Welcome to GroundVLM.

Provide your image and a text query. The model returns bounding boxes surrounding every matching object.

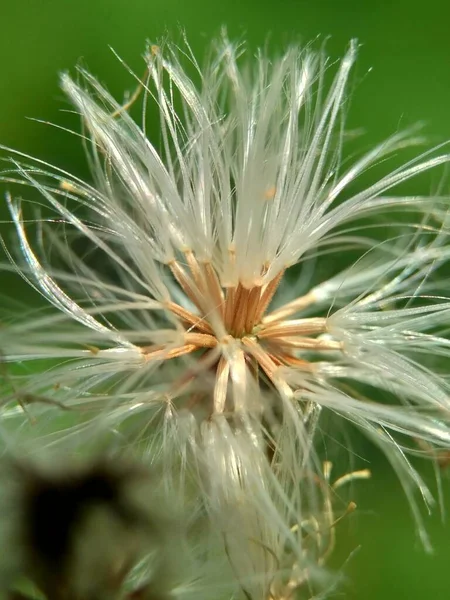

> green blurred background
[1,0,450,598]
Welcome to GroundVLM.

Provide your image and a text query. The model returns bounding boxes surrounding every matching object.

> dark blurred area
[1,0,450,597]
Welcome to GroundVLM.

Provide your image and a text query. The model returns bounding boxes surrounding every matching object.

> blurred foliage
[1,0,450,598]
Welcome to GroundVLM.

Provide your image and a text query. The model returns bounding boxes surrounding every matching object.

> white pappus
[1,34,450,599]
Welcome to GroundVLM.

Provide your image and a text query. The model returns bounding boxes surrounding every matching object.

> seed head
[2,34,450,597]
